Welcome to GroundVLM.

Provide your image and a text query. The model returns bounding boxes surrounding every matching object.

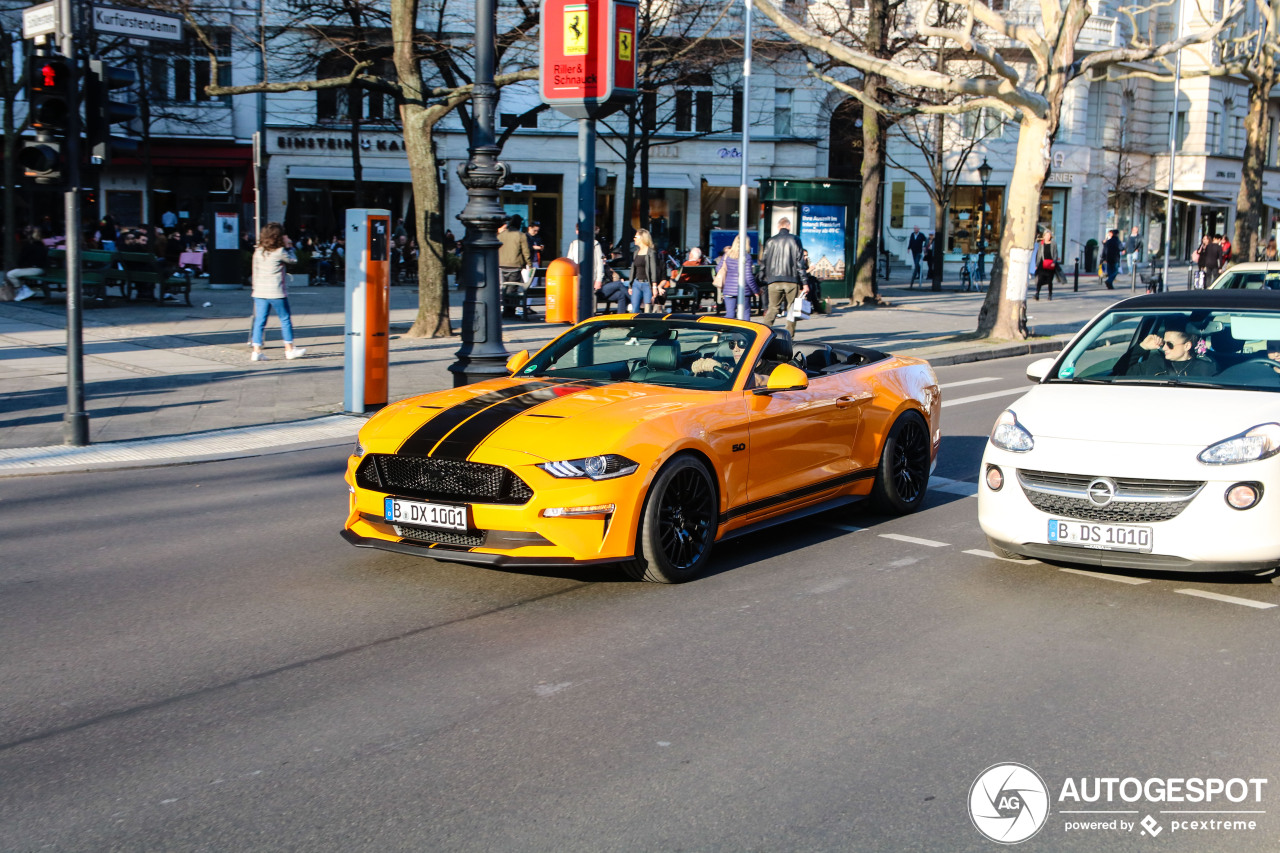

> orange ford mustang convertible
[342,315,941,582]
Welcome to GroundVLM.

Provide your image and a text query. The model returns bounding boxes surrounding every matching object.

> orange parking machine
[343,209,391,413]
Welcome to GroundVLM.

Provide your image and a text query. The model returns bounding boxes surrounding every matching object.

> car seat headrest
[645,339,681,371]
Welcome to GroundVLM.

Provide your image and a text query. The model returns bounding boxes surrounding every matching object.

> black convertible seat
[645,339,680,370]
[761,332,793,364]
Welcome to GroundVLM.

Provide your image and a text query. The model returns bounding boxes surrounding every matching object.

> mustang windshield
[520,320,761,390]
[1051,308,1280,391]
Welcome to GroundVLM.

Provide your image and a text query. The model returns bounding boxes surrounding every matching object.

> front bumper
[343,447,652,565]
[978,438,1280,574]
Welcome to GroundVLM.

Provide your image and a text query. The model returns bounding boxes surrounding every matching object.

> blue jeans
[252,296,295,346]
[723,294,751,320]
[629,281,653,312]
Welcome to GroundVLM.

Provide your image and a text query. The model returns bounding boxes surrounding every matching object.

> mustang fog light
[985,465,1004,491]
[542,503,616,518]
[1225,482,1263,510]
[990,410,1034,453]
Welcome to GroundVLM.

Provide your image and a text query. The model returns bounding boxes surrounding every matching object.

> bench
[30,250,118,302]
[1138,265,1164,293]
[116,251,192,305]
[502,267,545,321]
[662,265,717,313]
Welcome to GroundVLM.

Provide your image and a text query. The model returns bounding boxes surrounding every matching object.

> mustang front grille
[357,454,533,505]
[1017,469,1204,523]
[394,524,487,547]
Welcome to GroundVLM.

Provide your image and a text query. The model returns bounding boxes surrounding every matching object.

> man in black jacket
[760,217,807,336]
[907,226,927,286]
[1102,229,1122,290]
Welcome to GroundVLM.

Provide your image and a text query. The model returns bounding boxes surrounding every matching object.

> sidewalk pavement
[0,273,1141,476]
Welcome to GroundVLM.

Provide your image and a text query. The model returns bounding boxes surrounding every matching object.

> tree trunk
[1233,68,1274,263]
[977,115,1054,339]
[852,76,883,305]
[932,196,946,291]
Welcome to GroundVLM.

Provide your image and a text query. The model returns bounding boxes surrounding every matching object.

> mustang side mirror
[1025,357,1056,383]
[506,350,530,374]
[755,363,809,394]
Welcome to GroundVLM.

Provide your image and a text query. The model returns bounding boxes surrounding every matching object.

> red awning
[116,142,251,169]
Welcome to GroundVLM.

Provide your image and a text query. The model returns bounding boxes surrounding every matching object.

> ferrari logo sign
[617,28,632,61]
[564,6,589,55]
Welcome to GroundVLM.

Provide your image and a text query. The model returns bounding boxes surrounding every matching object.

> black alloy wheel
[870,411,931,514]
[624,456,717,583]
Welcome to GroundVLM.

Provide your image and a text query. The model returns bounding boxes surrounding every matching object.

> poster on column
[798,204,846,280]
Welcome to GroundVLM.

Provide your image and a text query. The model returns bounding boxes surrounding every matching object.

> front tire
[869,411,931,514]
[622,456,718,583]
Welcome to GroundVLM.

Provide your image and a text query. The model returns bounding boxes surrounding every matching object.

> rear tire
[985,536,1029,561]
[869,411,931,514]
[622,456,718,583]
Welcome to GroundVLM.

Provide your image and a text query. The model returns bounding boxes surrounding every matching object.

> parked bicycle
[959,253,985,292]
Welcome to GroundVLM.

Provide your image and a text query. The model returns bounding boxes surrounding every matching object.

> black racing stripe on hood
[396,381,554,457]
[430,381,608,461]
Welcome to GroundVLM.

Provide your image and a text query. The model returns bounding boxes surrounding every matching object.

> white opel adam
[979,291,1280,580]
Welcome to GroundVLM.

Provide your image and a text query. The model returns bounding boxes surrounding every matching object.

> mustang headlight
[538,454,639,480]
[990,410,1034,453]
[1198,423,1280,465]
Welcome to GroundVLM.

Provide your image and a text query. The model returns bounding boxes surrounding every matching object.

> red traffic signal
[27,55,71,130]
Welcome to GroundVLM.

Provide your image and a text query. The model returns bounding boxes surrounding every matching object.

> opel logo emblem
[1086,477,1117,506]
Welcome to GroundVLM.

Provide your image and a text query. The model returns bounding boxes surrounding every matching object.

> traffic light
[85,59,138,166]
[27,54,70,131]
[20,53,71,184]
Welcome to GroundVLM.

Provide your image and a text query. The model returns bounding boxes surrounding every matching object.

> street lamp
[449,0,510,386]
[977,157,992,283]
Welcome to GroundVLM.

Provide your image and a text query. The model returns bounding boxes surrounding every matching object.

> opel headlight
[1198,423,1280,465]
[538,454,639,480]
[990,410,1034,453]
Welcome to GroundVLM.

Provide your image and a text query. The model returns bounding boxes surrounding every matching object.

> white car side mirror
[1026,357,1056,383]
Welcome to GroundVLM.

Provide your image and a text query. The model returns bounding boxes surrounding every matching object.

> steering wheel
[1236,357,1280,370]
[792,351,808,370]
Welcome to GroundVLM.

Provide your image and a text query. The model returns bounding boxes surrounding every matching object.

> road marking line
[941,377,1000,389]
[1174,589,1277,609]
[828,524,865,533]
[879,533,949,548]
[963,549,1035,564]
[1059,568,1150,585]
[941,387,1027,408]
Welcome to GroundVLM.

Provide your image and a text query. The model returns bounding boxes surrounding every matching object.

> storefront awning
[633,172,694,189]
[114,142,251,169]
[287,165,413,183]
[702,174,758,188]
[1170,191,1233,207]
[1263,195,1280,211]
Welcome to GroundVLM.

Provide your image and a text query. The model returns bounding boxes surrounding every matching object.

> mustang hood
[1010,384,1280,446]
[368,377,716,461]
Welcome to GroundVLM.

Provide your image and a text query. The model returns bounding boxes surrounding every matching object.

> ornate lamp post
[448,0,510,387]
[977,157,992,283]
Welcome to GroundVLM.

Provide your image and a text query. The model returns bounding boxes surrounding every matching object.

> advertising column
[344,209,391,413]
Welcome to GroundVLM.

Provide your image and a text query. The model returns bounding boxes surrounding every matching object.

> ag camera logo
[969,763,1050,844]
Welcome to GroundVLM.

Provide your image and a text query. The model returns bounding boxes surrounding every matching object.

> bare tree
[1,17,27,269]
[756,0,1239,339]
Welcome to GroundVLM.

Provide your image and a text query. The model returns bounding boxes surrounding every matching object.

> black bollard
[1073,258,1079,292]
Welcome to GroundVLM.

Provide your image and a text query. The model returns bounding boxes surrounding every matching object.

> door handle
[835,392,873,409]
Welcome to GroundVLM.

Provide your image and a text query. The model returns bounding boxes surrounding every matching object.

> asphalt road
[4,354,1280,852]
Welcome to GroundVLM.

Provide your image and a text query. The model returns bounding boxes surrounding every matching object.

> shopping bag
[520,267,534,284]
[787,296,812,321]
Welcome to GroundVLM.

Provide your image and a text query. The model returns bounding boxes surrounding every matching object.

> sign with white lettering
[92,5,183,42]
[540,0,636,119]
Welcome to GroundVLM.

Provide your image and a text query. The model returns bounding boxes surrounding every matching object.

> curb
[922,337,1071,367]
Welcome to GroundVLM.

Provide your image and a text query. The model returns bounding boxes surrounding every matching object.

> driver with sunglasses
[1130,326,1217,377]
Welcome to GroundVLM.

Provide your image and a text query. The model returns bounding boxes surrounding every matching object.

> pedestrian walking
[249,222,306,362]
[497,215,533,317]
[629,228,662,313]
[1032,230,1065,301]
[1194,234,1222,288]
[716,235,758,319]
[1124,225,1142,275]
[908,226,926,286]
[3,227,48,302]
[760,217,807,336]
[924,233,937,282]
[1102,229,1122,289]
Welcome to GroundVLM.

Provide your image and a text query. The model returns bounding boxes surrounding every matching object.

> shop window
[731,89,743,133]
[946,185,1004,256]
